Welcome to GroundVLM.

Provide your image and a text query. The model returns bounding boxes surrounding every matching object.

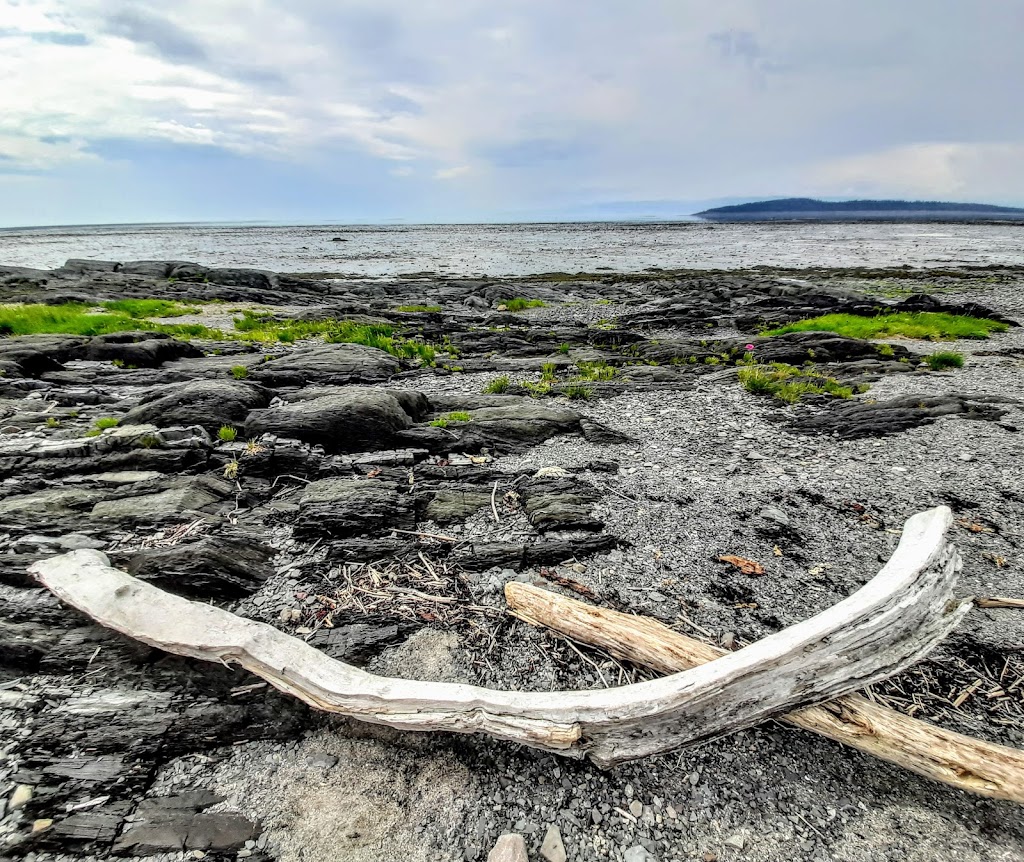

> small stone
[688,771,700,787]
[623,846,657,862]
[629,800,643,818]
[958,452,974,462]
[539,824,566,862]
[721,631,737,650]
[487,833,528,862]
[32,819,53,833]
[591,808,602,825]
[724,834,745,850]
[759,506,789,526]
[10,784,32,810]
[703,853,718,862]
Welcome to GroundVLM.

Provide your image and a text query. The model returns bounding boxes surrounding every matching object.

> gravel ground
[136,283,1024,862]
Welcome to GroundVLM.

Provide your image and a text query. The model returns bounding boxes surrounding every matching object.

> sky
[1,0,1023,226]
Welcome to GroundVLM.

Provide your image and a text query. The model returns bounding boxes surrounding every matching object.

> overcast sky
[1,0,1022,226]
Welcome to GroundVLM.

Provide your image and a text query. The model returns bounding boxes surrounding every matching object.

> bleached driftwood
[31,507,968,767]
[506,584,1024,804]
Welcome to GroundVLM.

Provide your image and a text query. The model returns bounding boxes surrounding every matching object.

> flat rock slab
[792,393,1016,438]
[246,387,427,453]
[294,477,415,537]
[121,380,270,434]
[247,343,400,387]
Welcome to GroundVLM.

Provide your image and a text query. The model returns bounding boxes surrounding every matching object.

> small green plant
[396,304,442,313]
[877,343,895,357]
[575,360,616,381]
[558,343,570,355]
[95,417,119,430]
[484,375,511,394]
[430,411,472,427]
[218,425,238,442]
[68,410,79,419]
[564,384,592,400]
[111,358,125,368]
[45,416,60,428]
[502,298,546,312]
[926,351,965,370]
[523,380,552,398]
[540,361,558,381]
[230,365,249,379]
[137,434,160,449]
[704,356,720,366]
[738,363,853,404]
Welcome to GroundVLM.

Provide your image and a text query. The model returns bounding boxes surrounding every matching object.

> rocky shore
[1,259,1023,862]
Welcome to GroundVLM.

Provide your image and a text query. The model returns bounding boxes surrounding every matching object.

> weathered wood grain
[31,507,969,767]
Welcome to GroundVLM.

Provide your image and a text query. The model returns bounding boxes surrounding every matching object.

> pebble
[10,784,32,810]
[629,800,643,818]
[487,833,528,862]
[539,824,566,862]
[623,846,657,862]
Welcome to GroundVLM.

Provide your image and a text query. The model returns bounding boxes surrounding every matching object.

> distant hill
[695,198,1024,221]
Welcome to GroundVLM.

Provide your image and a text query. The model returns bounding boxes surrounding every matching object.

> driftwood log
[31,507,968,767]
[506,578,1024,803]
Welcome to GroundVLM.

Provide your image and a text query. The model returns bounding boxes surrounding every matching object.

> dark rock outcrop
[121,380,270,433]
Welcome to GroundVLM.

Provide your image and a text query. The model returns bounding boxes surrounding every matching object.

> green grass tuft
[765,312,1007,341]
[503,298,546,312]
[484,375,511,394]
[218,425,237,442]
[430,411,471,427]
[395,304,441,313]
[575,360,616,381]
[0,302,221,339]
[563,384,592,400]
[540,361,558,381]
[738,363,854,405]
[558,343,570,355]
[230,365,249,379]
[926,351,965,370]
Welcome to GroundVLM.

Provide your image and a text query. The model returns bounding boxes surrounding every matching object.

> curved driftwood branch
[30,507,969,767]
[506,585,1024,803]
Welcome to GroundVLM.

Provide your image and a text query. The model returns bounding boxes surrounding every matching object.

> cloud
[807,143,1024,200]
[2,0,1024,225]
[434,165,471,180]
[103,7,207,62]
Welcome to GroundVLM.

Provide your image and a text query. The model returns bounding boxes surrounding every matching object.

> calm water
[1,221,1022,277]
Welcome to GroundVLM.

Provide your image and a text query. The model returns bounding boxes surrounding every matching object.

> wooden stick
[31,508,968,768]
[505,583,1024,803]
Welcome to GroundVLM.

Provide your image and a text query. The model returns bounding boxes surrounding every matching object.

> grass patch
[430,411,471,427]
[765,312,1008,341]
[230,365,249,379]
[232,312,437,364]
[738,363,853,405]
[218,425,237,442]
[540,361,558,381]
[395,304,441,313]
[484,375,511,394]
[101,299,200,318]
[502,298,546,312]
[558,343,570,355]
[84,417,119,437]
[563,384,592,400]
[45,416,60,428]
[575,360,616,381]
[926,351,965,370]
[0,302,221,339]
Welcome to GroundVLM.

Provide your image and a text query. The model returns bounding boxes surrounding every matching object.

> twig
[490,480,501,523]
[976,596,1024,609]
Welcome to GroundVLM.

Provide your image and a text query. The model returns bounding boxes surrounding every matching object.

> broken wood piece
[975,596,1024,609]
[31,507,968,768]
[506,582,1024,803]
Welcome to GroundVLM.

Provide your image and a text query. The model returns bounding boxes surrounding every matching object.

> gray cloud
[103,8,207,63]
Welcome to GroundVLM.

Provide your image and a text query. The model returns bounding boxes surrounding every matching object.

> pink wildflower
[744,343,755,351]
